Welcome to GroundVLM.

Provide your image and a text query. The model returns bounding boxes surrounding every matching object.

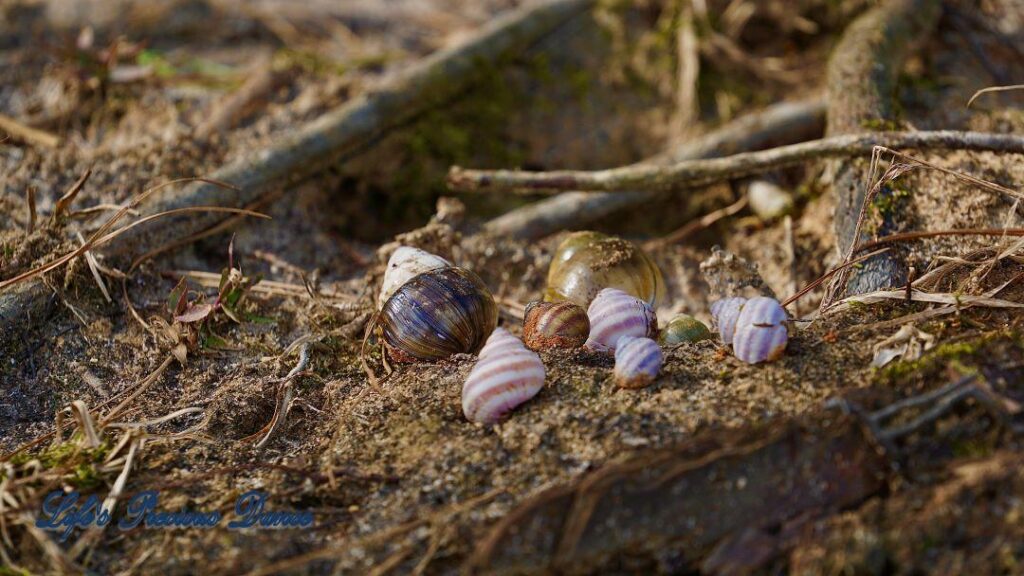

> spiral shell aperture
[613,336,663,389]
[462,328,546,425]
[585,288,658,353]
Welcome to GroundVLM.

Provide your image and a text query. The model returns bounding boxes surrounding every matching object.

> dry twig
[449,131,1024,194]
[482,97,826,239]
[0,113,60,148]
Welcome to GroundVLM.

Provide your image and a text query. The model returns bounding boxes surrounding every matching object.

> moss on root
[875,331,1011,385]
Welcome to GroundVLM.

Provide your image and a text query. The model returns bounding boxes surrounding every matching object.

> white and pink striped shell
[732,296,788,364]
[709,297,747,344]
[462,328,546,425]
[585,288,658,352]
[613,336,663,389]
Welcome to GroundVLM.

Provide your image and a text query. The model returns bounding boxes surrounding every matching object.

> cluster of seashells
[373,232,789,426]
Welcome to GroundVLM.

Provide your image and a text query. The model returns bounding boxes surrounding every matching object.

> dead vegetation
[2,0,1024,574]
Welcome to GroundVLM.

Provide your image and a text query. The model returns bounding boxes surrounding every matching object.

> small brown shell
[522,301,589,351]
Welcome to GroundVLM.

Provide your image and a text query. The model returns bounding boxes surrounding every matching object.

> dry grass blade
[834,289,1024,310]
[780,248,890,309]
[100,354,176,426]
[24,187,36,234]
[51,169,92,226]
[855,227,1024,253]
[0,177,239,291]
[70,400,103,448]
[68,438,140,558]
[644,196,748,250]
[967,84,1024,108]
[168,270,358,301]
[0,113,60,149]
[823,144,1024,307]
[871,146,1024,202]
[91,206,270,248]
[76,231,112,303]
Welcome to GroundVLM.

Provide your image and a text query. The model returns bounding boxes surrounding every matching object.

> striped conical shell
[709,297,747,345]
[613,336,663,389]
[585,288,658,352]
[732,296,788,364]
[462,328,545,425]
[522,301,589,351]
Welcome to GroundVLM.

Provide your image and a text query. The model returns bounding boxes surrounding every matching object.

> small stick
[194,52,278,141]
[448,131,1024,194]
[482,97,826,239]
[856,227,1024,253]
[24,188,36,234]
[253,343,312,449]
[904,266,915,303]
[643,196,747,250]
[0,113,60,149]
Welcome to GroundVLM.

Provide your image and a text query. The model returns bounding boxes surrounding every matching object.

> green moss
[951,437,995,459]
[860,118,902,132]
[381,53,542,224]
[70,463,103,489]
[877,334,998,384]
[871,183,911,217]
[7,438,111,472]
[0,567,32,576]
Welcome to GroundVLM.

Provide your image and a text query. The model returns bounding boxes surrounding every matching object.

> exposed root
[448,131,1024,194]
[482,97,826,239]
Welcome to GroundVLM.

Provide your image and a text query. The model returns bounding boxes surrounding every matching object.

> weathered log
[468,414,888,574]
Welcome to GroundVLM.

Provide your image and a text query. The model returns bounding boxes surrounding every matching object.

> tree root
[482,97,825,239]
[448,131,1024,193]
[469,372,1021,574]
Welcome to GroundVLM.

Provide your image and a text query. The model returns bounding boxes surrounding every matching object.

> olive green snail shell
[544,231,665,308]
[379,267,498,362]
[659,314,712,346]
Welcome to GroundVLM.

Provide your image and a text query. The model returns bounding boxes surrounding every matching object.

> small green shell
[544,231,665,308]
[659,314,712,345]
